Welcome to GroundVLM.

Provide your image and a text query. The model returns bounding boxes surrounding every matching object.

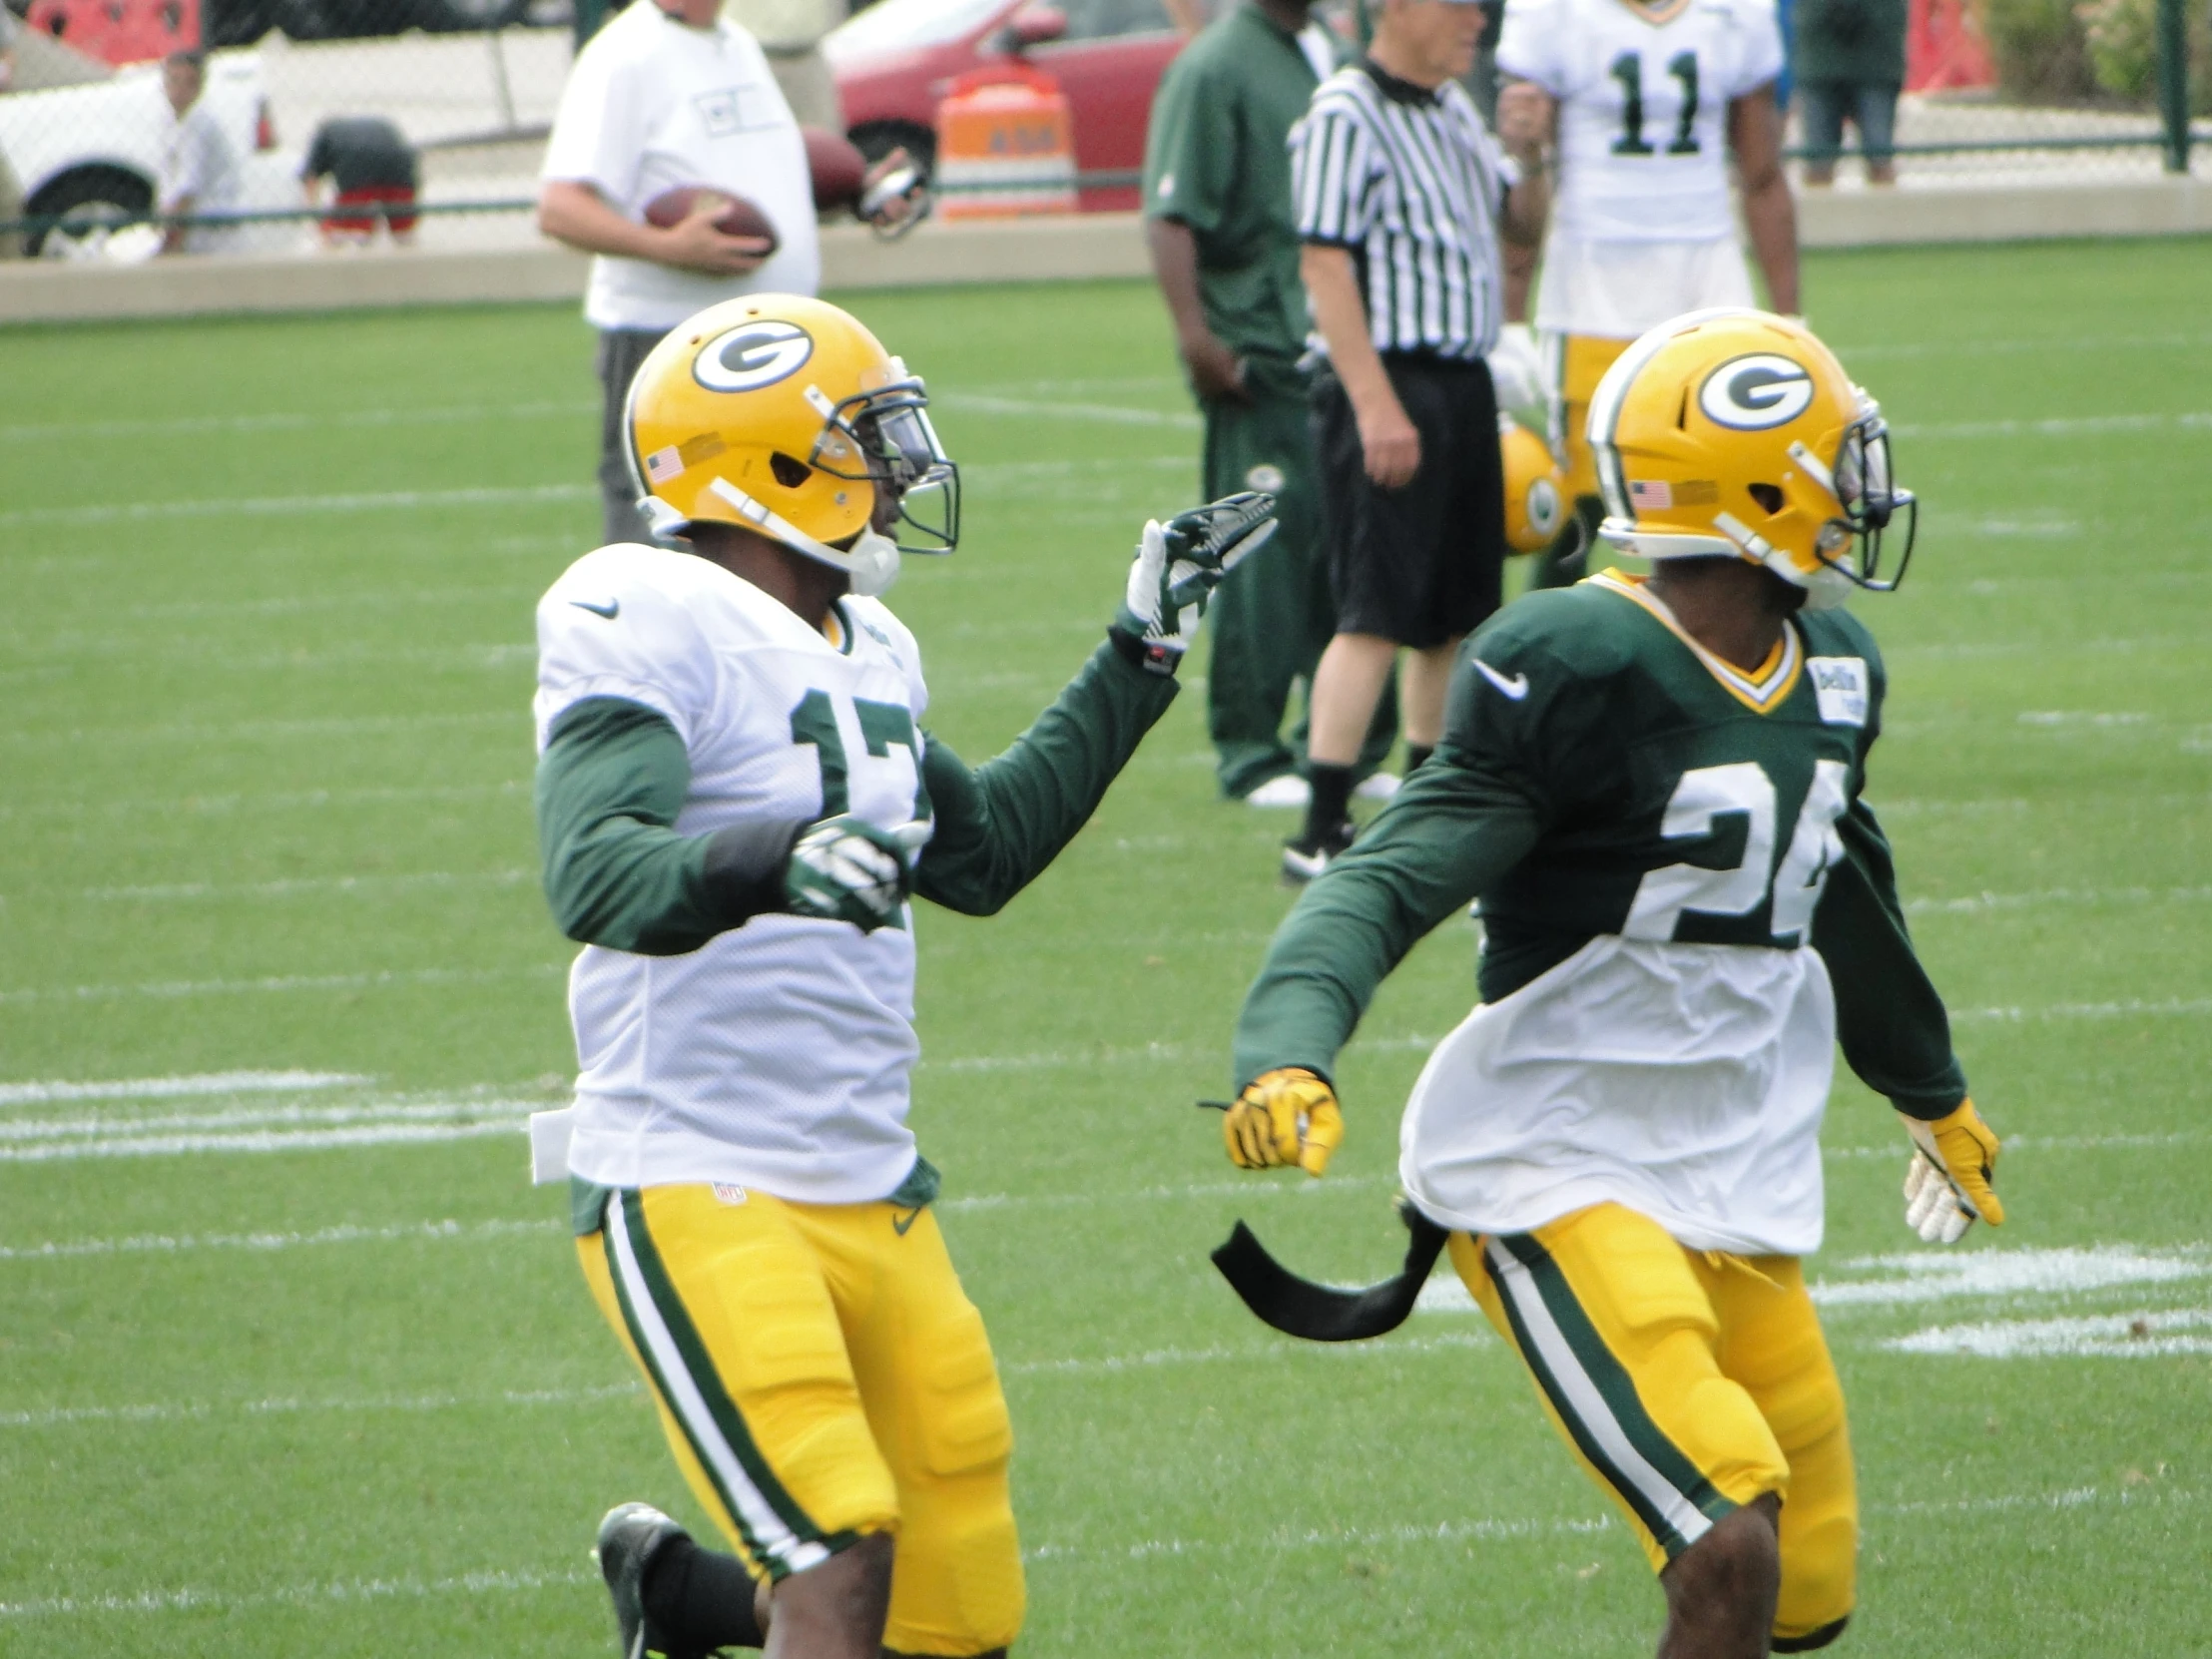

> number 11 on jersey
[1609,50,1701,157]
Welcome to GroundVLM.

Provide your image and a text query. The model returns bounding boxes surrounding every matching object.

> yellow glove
[1901,1098,2005,1243]
[1223,1068,1343,1177]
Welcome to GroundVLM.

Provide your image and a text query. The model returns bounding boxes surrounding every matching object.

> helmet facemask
[1783,401,1917,597]
[805,360,960,558]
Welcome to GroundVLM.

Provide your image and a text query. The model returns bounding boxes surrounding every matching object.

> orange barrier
[933,65,1078,220]
[25,0,199,65]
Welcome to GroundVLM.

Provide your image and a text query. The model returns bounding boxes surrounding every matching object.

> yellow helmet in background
[623,293,958,589]
[1587,308,1916,606]
[1499,414,1565,553]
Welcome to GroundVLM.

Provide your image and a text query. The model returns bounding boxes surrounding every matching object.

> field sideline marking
[0,1216,555,1263]
[5,1478,2193,1619]
[1887,1307,2212,1358]
[0,1381,639,1432]
[0,400,596,443]
[0,964,564,1008]
[0,781,530,825]
[1892,410,2212,440]
[0,1071,366,1107]
[75,869,531,903]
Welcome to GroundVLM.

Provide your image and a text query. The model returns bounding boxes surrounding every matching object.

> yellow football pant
[1451,1204,1857,1647]
[1548,333,1636,503]
[578,1185,1024,1657]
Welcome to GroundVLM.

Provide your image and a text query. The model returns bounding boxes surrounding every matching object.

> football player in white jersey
[1495,0,1798,586]
[531,292,1274,1659]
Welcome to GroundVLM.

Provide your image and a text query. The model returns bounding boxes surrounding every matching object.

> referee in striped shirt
[1282,2,1548,878]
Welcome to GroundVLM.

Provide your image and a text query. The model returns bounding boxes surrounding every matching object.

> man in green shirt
[1143,0,1395,807]
[1218,310,2006,1656]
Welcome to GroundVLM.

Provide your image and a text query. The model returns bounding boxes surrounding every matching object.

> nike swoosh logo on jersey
[571,598,620,620]
[1474,660,1529,700]
[891,1206,922,1236]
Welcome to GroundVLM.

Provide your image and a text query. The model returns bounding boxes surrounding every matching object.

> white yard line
[1905,884,2212,916]
[78,869,531,902]
[0,1120,527,1162]
[1887,1307,2212,1358]
[0,710,521,748]
[0,1382,639,1431]
[0,1071,366,1107]
[0,400,595,443]
[1892,410,2212,439]
[6,1477,2193,1617]
[1836,330,2212,361]
[0,965,563,1007]
[934,391,1201,430]
[0,483,597,530]
[0,782,529,825]
[1809,1245,2209,1308]
[0,1216,555,1263]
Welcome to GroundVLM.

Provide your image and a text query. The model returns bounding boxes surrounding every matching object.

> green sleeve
[1811,797,1969,1120]
[535,697,783,955]
[1142,51,1236,235]
[1231,748,1544,1090]
[912,637,1179,917]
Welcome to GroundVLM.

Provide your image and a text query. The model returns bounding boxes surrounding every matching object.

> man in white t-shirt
[540,0,824,544]
[1495,0,1797,585]
[158,50,244,257]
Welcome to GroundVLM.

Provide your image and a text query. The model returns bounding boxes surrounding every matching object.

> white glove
[1114,491,1278,675]
[1486,322,1554,438]
[1901,1100,2005,1244]
[783,817,930,932]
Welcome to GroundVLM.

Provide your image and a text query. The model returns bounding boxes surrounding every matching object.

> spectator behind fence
[302,117,420,245]
[1142,0,1402,810]
[159,49,244,256]
[722,0,845,128]
[1282,0,1548,880]
[541,0,821,546]
[1794,0,1907,185]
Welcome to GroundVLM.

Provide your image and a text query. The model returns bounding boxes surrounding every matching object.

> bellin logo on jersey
[1809,656,1869,727]
[694,321,815,394]
[1698,354,1817,430]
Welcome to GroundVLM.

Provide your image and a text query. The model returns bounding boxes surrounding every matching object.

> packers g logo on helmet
[1587,308,1916,605]
[623,293,959,590]
[1498,415,1566,553]
[693,320,815,393]
[1697,354,1816,430]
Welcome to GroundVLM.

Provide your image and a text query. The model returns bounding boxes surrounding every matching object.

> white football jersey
[534,543,934,1204]
[1497,0,1784,243]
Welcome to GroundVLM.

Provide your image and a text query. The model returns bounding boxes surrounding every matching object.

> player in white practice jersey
[532,293,1276,1659]
[1496,0,1798,582]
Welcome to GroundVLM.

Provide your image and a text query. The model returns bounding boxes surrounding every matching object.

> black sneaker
[1281,818,1355,883]
[594,1501,686,1659]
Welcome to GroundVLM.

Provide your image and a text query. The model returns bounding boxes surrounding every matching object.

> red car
[827,0,1193,212]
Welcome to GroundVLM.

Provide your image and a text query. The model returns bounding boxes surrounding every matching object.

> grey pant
[595,326,670,545]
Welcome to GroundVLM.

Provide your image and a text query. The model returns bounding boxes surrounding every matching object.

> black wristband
[1107,623,1181,677]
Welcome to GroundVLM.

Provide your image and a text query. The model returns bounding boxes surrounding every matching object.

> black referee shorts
[1313,353,1507,650]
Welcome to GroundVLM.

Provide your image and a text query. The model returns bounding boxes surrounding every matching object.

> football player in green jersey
[1218,308,2003,1656]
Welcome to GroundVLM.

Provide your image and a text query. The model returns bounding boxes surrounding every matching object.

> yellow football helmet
[1499,414,1565,553]
[623,293,957,588]
[1586,308,1915,605]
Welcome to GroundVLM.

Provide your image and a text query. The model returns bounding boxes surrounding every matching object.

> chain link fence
[0,0,2204,259]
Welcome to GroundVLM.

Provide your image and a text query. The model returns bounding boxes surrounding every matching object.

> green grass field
[2,239,2209,1658]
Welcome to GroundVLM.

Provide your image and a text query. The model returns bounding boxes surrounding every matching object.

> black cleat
[594,1501,688,1659]
[1281,818,1355,884]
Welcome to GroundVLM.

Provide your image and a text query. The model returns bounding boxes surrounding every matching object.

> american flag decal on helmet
[1629,480,1673,509]
[644,445,684,485]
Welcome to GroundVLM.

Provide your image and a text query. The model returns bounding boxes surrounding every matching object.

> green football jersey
[1234,573,1967,1119]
